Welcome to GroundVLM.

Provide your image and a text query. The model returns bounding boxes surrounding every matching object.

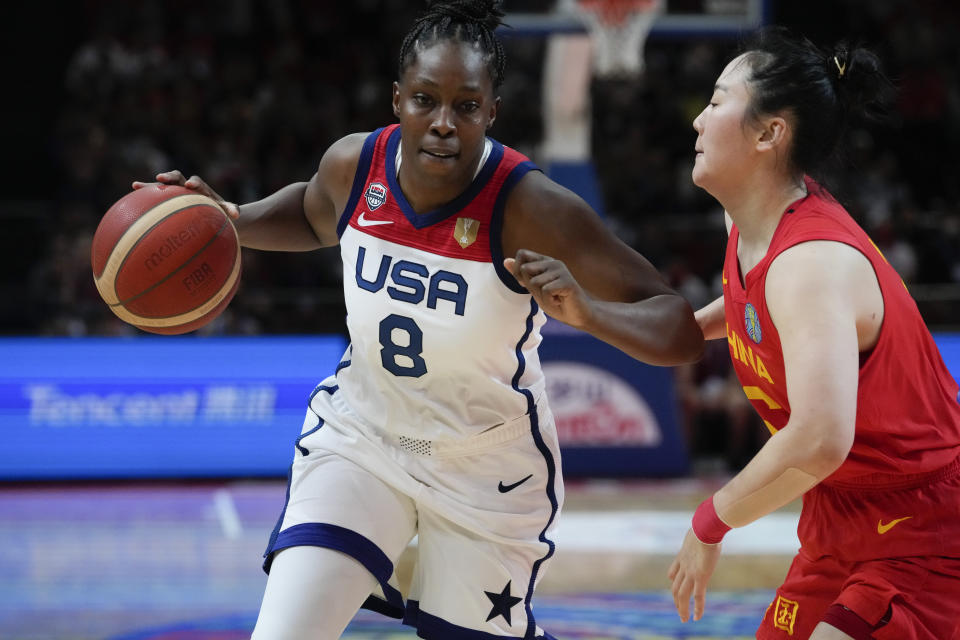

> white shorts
[264,379,565,640]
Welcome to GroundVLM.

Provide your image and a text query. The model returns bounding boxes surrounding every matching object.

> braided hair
[398,0,507,89]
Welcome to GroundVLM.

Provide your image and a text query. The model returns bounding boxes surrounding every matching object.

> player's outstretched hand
[504,249,593,328]
[132,171,239,220]
[667,528,722,623]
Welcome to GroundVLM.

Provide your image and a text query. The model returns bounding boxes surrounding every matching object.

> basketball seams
[108,242,241,328]
[112,212,231,308]
[92,189,212,278]
[93,194,221,305]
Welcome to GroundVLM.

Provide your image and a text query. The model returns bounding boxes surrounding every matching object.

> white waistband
[384,410,534,459]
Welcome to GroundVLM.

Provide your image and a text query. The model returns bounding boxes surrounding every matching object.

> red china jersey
[722,180,960,485]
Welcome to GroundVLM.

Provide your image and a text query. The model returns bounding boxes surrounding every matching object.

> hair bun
[425,0,506,31]
[829,41,895,123]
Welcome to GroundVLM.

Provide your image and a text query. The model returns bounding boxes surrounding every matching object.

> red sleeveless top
[722,181,960,486]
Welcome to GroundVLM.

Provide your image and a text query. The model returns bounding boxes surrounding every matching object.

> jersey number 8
[379,314,427,377]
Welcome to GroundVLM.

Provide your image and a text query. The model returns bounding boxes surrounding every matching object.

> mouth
[421,148,459,160]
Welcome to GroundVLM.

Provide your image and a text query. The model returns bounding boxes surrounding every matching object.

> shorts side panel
[403,401,562,639]
[756,551,847,639]
[838,555,960,640]
[757,550,960,639]
[263,404,418,614]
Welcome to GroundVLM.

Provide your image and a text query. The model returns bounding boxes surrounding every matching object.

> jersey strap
[336,128,387,238]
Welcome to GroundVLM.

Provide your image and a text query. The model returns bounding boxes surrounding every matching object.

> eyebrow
[714,83,728,92]
[412,78,484,93]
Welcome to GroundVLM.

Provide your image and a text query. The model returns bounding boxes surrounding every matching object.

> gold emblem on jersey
[773,595,798,635]
[454,217,480,249]
[877,516,912,534]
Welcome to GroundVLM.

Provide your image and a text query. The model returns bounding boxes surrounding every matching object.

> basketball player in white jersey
[134,2,704,637]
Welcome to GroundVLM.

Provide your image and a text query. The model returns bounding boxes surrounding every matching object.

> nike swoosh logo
[498,474,533,493]
[357,211,394,227]
[877,516,912,534]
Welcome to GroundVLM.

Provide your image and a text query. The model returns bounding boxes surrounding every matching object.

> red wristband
[692,495,731,544]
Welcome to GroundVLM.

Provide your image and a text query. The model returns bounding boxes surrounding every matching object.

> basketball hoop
[568,0,664,79]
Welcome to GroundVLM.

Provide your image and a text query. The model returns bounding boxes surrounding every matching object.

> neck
[397,142,488,214]
[720,172,807,249]
[399,171,469,213]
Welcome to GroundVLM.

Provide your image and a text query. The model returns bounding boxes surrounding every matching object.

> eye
[413,94,433,106]
[460,101,480,113]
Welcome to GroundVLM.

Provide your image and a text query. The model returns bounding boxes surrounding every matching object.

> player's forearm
[712,422,848,528]
[695,296,726,341]
[236,182,324,251]
[580,294,705,366]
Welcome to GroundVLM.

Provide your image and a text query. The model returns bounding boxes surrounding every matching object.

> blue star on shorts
[484,580,523,625]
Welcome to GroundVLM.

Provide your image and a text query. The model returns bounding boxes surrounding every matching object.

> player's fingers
[527,271,564,290]
[667,558,679,581]
[222,201,240,220]
[156,170,186,184]
[670,568,684,611]
[540,278,573,296]
[503,258,527,288]
[185,174,207,190]
[677,576,693,622]
[505,257,529,282]
[693,580,706,621]
[513,248,549,265]
[517,259,552,281]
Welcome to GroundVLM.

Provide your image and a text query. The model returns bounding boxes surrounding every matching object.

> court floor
[0,479,799,639]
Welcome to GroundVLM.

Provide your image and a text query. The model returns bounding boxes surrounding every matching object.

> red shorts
[757,458,960,639]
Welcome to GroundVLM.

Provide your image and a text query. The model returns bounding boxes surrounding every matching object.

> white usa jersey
[324,125,546,442]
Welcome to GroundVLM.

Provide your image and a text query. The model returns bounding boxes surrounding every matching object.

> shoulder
[319,132,370,174]
[304,132,373,239]
[506,170,594,223]
[313,132,373,202]
[501,170,604,256]
[769,241,871,289]
[765,240,875,329]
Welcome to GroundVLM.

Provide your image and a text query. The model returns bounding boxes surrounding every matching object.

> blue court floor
[0,481,778,639]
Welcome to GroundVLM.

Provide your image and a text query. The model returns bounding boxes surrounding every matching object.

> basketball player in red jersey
[134,2,703,638]
[667,28,960,639]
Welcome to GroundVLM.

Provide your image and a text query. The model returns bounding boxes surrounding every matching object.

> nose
[431,104,456,137]
[693,108,705,134]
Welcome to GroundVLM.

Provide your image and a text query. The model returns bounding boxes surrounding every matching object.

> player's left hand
[505,249,593,328]
[667,528,722,623]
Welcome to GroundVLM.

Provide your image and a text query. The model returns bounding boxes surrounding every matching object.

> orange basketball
[91,183,241,334]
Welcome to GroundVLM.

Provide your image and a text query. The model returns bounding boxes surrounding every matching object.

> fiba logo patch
[365,183,387,210]
[744,303,762,344]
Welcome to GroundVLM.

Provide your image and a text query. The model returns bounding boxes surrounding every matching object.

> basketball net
[566,0,664,79]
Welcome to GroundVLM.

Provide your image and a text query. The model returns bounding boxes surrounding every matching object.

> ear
[392,82,401,119]
[486,96,501,130]
[756,115,788,153]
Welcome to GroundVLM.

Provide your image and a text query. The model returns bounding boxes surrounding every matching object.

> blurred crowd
[17,0,960,468]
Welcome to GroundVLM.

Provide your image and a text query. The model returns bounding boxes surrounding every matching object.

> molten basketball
[91,184,241,334]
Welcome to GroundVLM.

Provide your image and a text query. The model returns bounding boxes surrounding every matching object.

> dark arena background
[2,1,959,638]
